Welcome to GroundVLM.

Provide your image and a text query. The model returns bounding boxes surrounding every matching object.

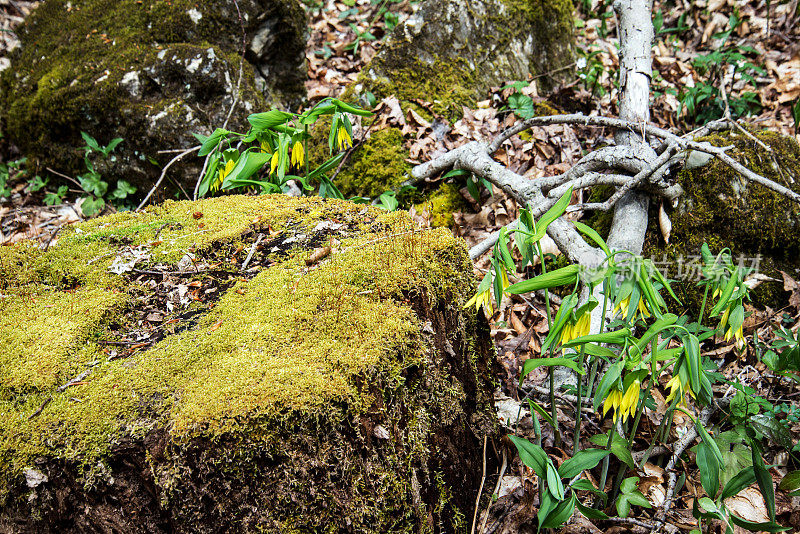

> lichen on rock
[0,0,307,196]
[349,0,575,119]
[0,195,496,532]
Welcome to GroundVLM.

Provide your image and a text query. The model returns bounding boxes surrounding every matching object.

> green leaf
[104,137,123,155]
[778,470,800,492]
[198,128,231,157]
[558,449,611,479]
[528,399,556,429]
[521,357,585,382]
[729,515,789,532]
[696,442,720,498]
[571,479,600,493]
[532,187,573,242]
[80,131,100,152]
[588,431,634,469]
[722,467,756,499]
[751,441,776,522]
[222,151,272,189]
[309,152,345,179]
[247,110,294,130]
[710,273,738,317]
[696,423,724,466]
[575,500,608,519]
[109,179,136,200]
[541,492,576,529]
[562,328,631,348]
[616,494,632,518]
[573,221,611,257]
[547,461,565,500]
[685,333,702,394]
[81,196,105,217]
[331,98,373,117]
[750,414,794,450]
[593,361,622,412]
[506,264,580,294]
[508,435,548,477]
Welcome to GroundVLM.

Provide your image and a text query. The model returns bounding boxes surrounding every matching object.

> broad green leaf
[309,152,345,178]
[532,186,573,242]
[593,361,622,412]
[571,479,600,493]
[631,314,678,358]
[778,470,800,492]
[729,515,789,532]
[696,422,724,465]
[710,273,738,317]
[696,442,720,498]
[247,110,294,130]
[750,414,794,450]
[576,500,607,520]
[616,494,631,518]
[685,333,702,394]
[562,328,631,348]
[506,264,580,294]
[573,221,611,257]
[508,435,547,477]
[223,151,272,189]
[547,462,565,500]
[541,492,576,529]
[528,399,556,428]
[331,98,373,116]
[198,128,231,156]
[751,441,776,522]
[722,467,756,499]
[521,357,585,383]
[588,431,634,469]
[558,449,611,479]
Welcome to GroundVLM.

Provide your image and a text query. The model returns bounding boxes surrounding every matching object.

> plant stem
[596,428,615,508]
[303,124,310,182]
[573,343,588,455]
[536,241,561,447]
[698,285,710,324]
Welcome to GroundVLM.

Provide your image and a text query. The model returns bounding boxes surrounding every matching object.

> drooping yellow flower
[603,389,623,420]
[336,126,352,151]
[212,158,236,192]
[499,267,510,293]
[260,141,272,154]
[615,296,651,321]
[619,380,640,423]
[464,288,492,314]
[291,141,305,168]
[559,310,591,349]
[603,380,641,423]
[664,373,694,405]
[724,323,745,349]
[270,150,280,174]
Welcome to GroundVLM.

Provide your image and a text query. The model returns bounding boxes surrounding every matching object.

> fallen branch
[136,145,200,211]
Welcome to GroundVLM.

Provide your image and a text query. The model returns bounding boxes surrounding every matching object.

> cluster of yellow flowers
[559,310,591,347]
[603,380,640,423]
[719,304,744,349]
[464,267,509,314]
[664,373,693,405]
[614,295,651,321]
[211,158,236,193]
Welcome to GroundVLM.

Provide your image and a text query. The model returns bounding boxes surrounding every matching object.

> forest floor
[3,0,800,531]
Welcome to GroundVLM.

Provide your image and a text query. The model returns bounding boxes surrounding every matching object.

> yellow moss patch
[414,182,467,228]
[0,195,475,486]
[0,286,126,392]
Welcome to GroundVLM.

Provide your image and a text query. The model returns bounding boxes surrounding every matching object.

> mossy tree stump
[0,195,496,533]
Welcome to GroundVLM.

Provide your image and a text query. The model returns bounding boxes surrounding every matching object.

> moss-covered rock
[0,195,496,532]
[350,0,575,120]
[0,0,307,197]
[414,182,468,228]
[642,129,800,311]
[335,127,411,199]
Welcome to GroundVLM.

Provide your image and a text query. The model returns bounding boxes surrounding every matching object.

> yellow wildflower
[615,296,651,321]
[336,126,352,151]
[619,380,640,423]
[260,141,272,154]
[603,389,623,420]
[291,141,305,168]
[464,288,492,314]
[212,158,236,192]
[664,373,694,405]
[270,151,280,174]
[603,380,641,422]
[724,322,745,349]
[559,310,591,348]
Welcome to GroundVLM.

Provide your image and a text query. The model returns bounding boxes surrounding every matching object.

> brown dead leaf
[780,270,800,310]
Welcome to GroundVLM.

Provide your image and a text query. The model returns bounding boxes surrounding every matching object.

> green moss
[414,182,467,228]
[0,195,491,531]
[642,129,800,312]
[350,0,574,121]
[335,128,411,198]
[0,0,304,188]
